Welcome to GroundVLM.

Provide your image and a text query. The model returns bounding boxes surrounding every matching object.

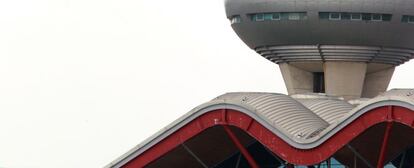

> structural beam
[181,143,208,168]
[376,122,393,168]
[120,107,414,167]
[398,150,407,168]
[222,125,259,168]
[327,158,331,168]
[347,144,374,168]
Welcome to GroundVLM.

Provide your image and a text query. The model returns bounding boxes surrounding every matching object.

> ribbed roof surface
[296,98,354,124]
[107,89,414,168]
[216,93,329,139]
[203,89,414,143]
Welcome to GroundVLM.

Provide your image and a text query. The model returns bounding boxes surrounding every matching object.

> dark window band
[319,12,392,22]
[250,12,307,21]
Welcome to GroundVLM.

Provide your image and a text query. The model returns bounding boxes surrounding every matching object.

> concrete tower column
[361,66,395,98]
[279,63,313,95]
[324,62,367,100]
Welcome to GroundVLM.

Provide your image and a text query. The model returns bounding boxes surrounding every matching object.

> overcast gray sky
[0,0,413,167]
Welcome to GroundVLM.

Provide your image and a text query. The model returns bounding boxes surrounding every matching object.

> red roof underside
[124,106,414,167]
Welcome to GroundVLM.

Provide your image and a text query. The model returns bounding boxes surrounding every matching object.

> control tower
[225,0,414,100]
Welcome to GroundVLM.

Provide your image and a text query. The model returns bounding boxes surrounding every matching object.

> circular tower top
[225,0,414,100]
[225,0,414,65]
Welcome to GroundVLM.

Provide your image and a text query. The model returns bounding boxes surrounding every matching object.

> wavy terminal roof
[107,89,414,167]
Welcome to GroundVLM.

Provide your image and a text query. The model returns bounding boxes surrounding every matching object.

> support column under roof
[279,63,313,95]
[324,62,367,100]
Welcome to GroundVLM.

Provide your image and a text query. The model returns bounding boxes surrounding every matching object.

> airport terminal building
[107,0,414,167]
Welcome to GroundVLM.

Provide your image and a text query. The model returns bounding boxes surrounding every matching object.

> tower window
[255,14,264,21]
[351,13,362,20]
[264,13,273,20]
[319,12,391,22]
[402,15,409,23]
[329,13,341,20]
[371,14,382,21]
[402,15,414,23]
[341,13,351,20]
[362,13,372,20]
[288,13,301,20]
[230,15,241,24]
[272,13,281,20]
[313,72,325,93]
[319,12,330,19]
[382,14,392,21]
[251,12,306,21]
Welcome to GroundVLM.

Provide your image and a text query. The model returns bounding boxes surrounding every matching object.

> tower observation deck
[225,0,414,100]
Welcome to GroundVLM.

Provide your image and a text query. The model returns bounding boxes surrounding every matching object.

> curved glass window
[251,12,307,21]
[264,13,273,20]
[255,13,264,21]
[287,13,300,20]
[282,12,307,20]
[230,15,241,24]
[319,12,329,19]
[372,14,382,21]
[329,13,341,20]
[382,14,392,21]
[362,13,372,20]
[341,13,351,20]
[351,13,362,20]
[272,13,280,20]
[320,12,392,22]
[402,15,414,23]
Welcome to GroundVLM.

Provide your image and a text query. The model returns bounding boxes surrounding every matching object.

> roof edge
[106,92,414,167]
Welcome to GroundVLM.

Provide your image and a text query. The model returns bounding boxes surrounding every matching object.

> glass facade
[320,12,392,21]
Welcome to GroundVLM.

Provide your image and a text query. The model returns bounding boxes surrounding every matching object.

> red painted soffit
[123,106,414,167]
